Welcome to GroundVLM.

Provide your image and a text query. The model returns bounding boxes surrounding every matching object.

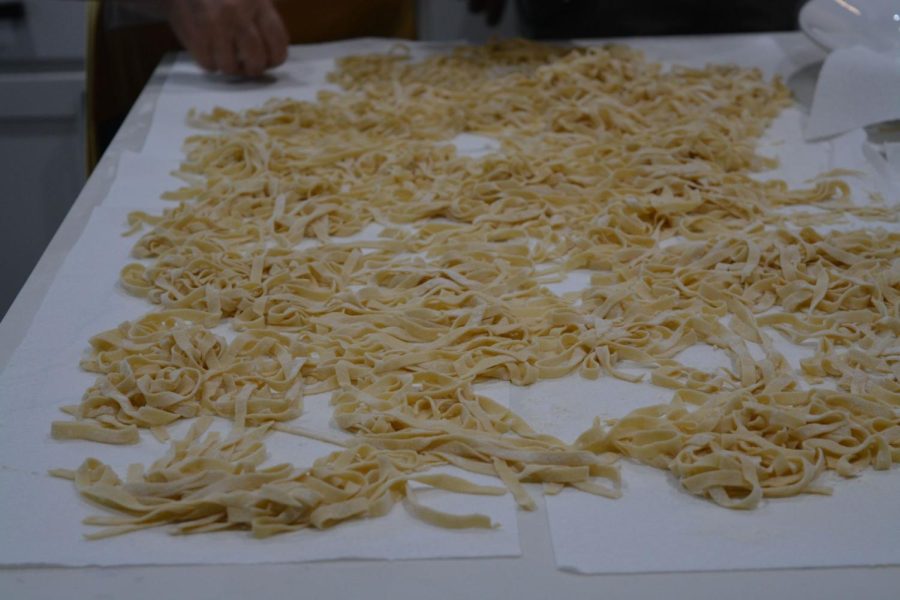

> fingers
[256,1,289,69]
[210,22,240,75]
[236,18,267,76]
[169,1,216,72]
[168,0,288,78]
[189,35,216,73]
[212,0,246,76]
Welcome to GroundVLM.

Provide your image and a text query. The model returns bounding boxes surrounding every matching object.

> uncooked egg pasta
[51,41,899,538]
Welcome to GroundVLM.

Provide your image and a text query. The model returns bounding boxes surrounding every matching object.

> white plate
[799,0,900,53]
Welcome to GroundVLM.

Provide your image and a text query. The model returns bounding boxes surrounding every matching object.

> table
[1,33,898,599]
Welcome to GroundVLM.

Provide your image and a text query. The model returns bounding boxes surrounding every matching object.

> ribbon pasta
[51,41,899,538]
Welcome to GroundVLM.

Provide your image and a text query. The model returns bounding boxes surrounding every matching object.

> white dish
[799,0,900,53]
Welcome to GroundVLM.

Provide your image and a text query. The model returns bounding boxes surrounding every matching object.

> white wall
[0,1,86,319]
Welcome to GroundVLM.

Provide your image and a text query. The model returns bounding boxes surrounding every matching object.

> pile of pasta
[51,41,899,539]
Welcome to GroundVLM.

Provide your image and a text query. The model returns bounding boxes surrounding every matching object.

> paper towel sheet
[140,39,473,159]
[140,60,335,160]
[140,35,814,161]
[543,459,900,574]
[140,38,410,158]
[104,151,182,210]
[140,34,897,193]
[514,359,900,574]
[7,34,896,572]
[126,35,897,574]
[139,34,896,198]
[0,206,519,567]
[527,326,900,574]
[531,56,900,573]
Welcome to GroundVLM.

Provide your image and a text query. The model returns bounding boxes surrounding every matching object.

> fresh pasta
[52,41,899,538]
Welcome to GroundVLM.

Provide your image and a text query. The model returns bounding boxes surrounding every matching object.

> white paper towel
[806,45,900,140]
[105,151,182,209]
[0,206,520,567]
[532,35,900,575]
[127,36,898,573]
[6,34,897,573]
[543,460,900,574]
[140,38,472,159]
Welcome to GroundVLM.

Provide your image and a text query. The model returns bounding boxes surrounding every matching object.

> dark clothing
[517,0,805,39]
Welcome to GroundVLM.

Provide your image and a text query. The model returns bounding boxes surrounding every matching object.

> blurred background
[0,0,87,320]
[0,0,520,321]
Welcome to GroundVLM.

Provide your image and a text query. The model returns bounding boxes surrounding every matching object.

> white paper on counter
[141,38,418,158]
[530,58,900,572]
[109,133,500,213]
[580,32,796,75]
[806,45,900,141]
[513,353,900,573]
[140,39,472,159]
[139,60,335,160]
[138,34,893,191]
[7,34,897,572]
[141,35,812,160]
[525,223,900,575]
[0,206,519,567]
[544,459,900,574]
[104,151,182,210]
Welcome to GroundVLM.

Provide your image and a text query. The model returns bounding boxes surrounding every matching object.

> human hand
[467,0,506,26]
[167,0,289,77]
